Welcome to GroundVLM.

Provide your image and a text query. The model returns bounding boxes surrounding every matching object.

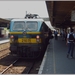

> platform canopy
[0,18,10,27]
[46,1,75,28]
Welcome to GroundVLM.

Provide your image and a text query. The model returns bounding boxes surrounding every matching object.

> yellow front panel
[9,32,42,43]
[18,38,41,43]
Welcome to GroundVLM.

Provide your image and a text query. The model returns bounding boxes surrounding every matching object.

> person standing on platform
[66,28,75,58]
[54,30,58,40]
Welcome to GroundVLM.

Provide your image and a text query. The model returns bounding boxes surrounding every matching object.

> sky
[0,1,55,30]
[0,1,49,18]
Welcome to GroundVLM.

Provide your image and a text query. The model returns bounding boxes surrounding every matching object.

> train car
[0,27,5,38]
[9,15,51,59]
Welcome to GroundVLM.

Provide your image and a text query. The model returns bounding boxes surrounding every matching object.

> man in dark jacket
[66,28,75,58]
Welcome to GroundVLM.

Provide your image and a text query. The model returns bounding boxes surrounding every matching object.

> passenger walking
[54,30,58,40]
[60,30,63,38]
[66,28,75,58]
[62,30,65,40]
[65,31,67,41]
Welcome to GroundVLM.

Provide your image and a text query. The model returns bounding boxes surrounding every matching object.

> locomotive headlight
[10,35,14,42]
[36,35,40,42]
[10,35,14,39]
[36,35,40,39]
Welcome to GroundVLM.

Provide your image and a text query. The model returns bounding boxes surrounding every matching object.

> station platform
[38,37,75,74]
[0,38,9,44]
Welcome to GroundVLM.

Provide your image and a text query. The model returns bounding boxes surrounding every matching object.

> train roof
[11,18,44,22]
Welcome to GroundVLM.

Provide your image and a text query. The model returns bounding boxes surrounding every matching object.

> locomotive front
[9,19,47,59]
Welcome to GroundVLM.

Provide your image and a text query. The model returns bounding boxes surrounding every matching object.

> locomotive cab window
[12,21,25,31]
[26,21,38,31]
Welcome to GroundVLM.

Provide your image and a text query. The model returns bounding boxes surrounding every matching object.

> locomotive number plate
[22,38,31,43]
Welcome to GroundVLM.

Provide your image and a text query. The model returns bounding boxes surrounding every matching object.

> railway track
[0,42,10,59]
[0,59,19,74]
[0,48,10,59]
[0,42,10,51]
[0,42,43,74]
[0,59,41,74]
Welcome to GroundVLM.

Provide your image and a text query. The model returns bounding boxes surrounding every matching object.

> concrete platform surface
[38,37,75,74]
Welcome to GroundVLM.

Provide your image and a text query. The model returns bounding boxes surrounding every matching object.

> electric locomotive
[9,14,50,59]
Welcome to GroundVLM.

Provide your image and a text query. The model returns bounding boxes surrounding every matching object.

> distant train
[9,14,52,59]
[0,27,5,38]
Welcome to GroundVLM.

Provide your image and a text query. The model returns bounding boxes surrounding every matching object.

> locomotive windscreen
[26,21,38,31]
[12,21,38,32]
[12,21,25,31]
